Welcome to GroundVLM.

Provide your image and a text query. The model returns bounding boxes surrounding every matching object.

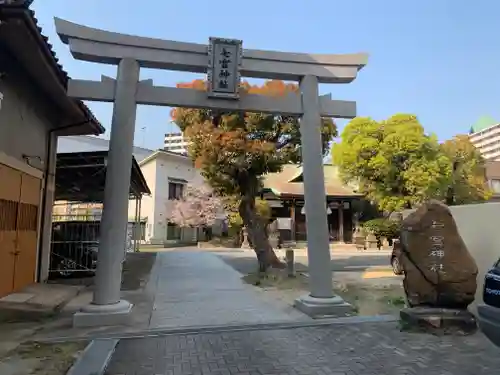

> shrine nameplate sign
[207,37,242,99]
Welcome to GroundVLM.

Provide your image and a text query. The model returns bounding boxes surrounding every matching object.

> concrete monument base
[294,294,352,318]
[400,307,477,335]
[73,300,133,328]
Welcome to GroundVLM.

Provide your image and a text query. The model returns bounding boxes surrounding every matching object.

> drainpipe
[36,119,97,281]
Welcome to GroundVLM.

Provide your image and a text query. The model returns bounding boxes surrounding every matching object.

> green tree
[332,114,450,212]
[222,195,270,231]
[441,135,492,205]
[172,79,337,270]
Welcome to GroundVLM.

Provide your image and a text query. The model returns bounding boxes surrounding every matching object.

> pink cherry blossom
[165,184,225,227]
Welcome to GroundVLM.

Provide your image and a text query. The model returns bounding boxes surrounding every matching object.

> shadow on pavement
[216,252,391,275]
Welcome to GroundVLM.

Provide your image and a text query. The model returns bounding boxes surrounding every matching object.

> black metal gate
[49,215,100,278]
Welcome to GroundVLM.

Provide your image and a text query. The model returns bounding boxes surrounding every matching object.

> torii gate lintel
[68,76,357,118]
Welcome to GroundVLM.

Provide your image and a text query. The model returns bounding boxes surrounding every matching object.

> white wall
[151,153,202,243]
[404,202,500,314]
[128,160,157,242]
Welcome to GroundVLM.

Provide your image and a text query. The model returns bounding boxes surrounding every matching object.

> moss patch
[1,341,88,375]
[241,269,308,290]
[334,283,406,316]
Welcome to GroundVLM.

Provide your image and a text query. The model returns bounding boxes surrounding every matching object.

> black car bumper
[478,304,500,347]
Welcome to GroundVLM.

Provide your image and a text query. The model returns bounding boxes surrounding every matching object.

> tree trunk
[238,179,283,272]
[445,187,455,206]
[445,161,460,206]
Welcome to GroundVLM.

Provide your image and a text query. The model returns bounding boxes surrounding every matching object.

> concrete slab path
[148,250,309,329]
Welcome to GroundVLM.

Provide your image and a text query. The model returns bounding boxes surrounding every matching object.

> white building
[164,132,189,155]
[469,116,500,161]
[130,150,204,244]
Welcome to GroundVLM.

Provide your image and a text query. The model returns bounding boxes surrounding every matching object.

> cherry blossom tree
[166,184,225,228]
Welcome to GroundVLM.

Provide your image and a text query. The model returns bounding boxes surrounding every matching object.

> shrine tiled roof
[263,164,362,198]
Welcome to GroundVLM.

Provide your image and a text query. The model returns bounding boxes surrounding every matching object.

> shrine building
[262,164,363,244]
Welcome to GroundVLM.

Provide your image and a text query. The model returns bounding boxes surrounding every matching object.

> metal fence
[49,216,101,278]
[50,198,145,278]
[49,215,146,279]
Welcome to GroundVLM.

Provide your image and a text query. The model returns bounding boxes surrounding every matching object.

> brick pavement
[148,250,308,329]
[106,321,499,375]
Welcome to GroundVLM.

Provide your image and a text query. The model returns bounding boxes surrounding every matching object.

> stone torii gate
[54,18,368,327]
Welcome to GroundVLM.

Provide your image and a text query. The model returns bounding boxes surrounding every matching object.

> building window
[167,222,181,240]
[168,182,184,200]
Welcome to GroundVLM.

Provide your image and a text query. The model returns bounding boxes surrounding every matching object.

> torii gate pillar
[73,59,140,327]
[295,75,352,316]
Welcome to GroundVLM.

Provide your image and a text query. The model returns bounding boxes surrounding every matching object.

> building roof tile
[263,164,362,198]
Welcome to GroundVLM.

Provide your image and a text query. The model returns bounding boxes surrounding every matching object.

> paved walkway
[106,321,500,375]
[148,250,309,329]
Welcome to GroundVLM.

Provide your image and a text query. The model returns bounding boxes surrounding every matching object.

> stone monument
[268,219,280,249]
[353,227,365,251]
[365,232,378,250]
[381,237,390,249]
[398,200,478,334]
[241,227,250,249]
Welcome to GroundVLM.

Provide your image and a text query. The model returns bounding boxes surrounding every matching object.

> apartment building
[164,132,189,155]
[469,116,500,161]
[485,161,500,201]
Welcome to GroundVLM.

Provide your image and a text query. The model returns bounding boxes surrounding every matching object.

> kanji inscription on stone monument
[207,37,242,99]
[429,223,445,272]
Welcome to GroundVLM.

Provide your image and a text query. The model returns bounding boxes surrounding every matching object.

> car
[390,238,404,275]
[477,258,500,347]
[49,221,99,278]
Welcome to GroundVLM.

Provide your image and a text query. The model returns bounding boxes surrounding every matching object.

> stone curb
[46,315,398,344]
[66,339,118,375]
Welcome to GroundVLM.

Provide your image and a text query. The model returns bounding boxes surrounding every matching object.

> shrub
[361,218,400,240]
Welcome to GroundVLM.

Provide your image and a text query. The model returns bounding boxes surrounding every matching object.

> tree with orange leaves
[171,79,337,271]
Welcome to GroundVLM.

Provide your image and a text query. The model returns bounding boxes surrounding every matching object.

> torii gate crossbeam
[68,77,357,118]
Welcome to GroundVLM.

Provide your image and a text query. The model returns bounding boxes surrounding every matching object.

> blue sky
[33,0,500,150]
